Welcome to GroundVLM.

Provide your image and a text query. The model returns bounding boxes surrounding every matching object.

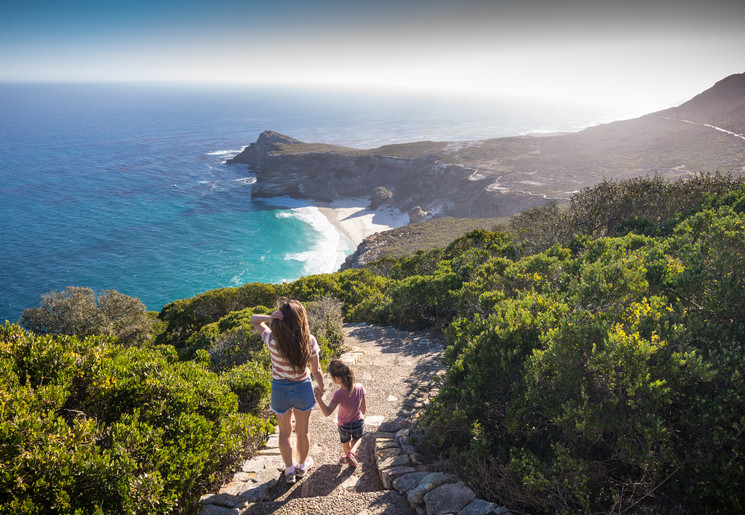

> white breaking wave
[278,207,345,275]
[233,176,257,184]
[207,149,243,156]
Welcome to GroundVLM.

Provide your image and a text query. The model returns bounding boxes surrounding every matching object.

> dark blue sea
[0,82,631,322]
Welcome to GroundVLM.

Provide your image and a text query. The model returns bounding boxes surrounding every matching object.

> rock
[375,437,399,449]
[380,465,420,489]
[219,481,251,497]
[379,417,406,432]
[376,447,402,460]
[370,186,394,209]
[200,492,245,509]
[392,472,430,494]
[395,428,411,442]
[408,206,430,223]
[423,481,476,514]
[231,472,255,482]
[365,415,385,427]
[378,454,412,470]
[457,498,512,515]
[233,131,555,220]
[407,472,455,505]
[373,431,397,440]
[199,503,242,515]
[244,479,275,503]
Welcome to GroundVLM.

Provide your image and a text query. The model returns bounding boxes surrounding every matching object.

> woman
[251,299,324,483]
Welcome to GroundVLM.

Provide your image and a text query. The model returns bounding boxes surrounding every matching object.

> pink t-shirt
[262,329,319,381]
[329,383,366,426]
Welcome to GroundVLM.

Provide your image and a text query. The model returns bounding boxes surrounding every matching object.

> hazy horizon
[2,0,744,117]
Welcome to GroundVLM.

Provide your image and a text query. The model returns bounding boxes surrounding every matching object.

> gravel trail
[241,323,446,514]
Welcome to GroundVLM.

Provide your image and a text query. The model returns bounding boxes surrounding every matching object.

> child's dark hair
[328,359,355,393]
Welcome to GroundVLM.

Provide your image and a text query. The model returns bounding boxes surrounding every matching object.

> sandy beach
[315,199,408,248]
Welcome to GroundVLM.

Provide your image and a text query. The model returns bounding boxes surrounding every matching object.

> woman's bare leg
[275,410,295,469]
[293,408,312,465]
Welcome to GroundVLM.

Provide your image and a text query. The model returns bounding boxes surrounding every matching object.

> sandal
[295,457,314,478]
[346,452,358,468]
[339,455,348,465]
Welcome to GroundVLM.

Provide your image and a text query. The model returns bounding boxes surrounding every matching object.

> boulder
[408,206,430,223]
[423,481,476,514]
[458,498,512,515]
[408,472,454,505]
[392,471,430,494]
[370,186,394,209]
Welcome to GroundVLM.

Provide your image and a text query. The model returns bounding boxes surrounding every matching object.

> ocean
[0,82,637,322]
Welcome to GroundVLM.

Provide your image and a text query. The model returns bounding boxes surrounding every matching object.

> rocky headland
[227,73,745,264]
[229,74,744,219]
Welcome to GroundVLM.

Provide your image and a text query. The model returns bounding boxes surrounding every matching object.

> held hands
[313,386,323,399]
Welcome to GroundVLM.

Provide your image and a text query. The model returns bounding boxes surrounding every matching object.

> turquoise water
[0,82,624,322]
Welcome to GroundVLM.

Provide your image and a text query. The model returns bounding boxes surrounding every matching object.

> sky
[1,0,743,113]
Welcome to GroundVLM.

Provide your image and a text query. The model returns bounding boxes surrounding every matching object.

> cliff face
[227,131,551,218]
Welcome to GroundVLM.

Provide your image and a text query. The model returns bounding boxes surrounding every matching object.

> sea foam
[270,198,354,275]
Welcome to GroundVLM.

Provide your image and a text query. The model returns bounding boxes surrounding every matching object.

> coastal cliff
[229,73,745,222]
[227,131,552,219]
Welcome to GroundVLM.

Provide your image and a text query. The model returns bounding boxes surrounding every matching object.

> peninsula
[229,73,745,225]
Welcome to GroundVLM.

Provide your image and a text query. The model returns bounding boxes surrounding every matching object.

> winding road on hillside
[662,116,745,141]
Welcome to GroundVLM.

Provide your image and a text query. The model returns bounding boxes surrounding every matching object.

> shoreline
[314,198,409,249]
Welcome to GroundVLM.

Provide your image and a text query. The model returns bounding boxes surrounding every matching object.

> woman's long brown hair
[271,299,312,371]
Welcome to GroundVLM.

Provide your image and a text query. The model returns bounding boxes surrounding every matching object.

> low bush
[221,361,272,416]
[19,287,153,347]
[305,296,345,365]
[0,323,270,514]
[416,210,745,512]
[157,282,279,348]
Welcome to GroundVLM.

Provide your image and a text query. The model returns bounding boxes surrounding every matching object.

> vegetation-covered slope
[4,173,745,513]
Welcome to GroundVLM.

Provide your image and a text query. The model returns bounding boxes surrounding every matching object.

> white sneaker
[295,457,314,478]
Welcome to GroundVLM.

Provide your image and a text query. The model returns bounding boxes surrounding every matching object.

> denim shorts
[270,377,316,415]
[338,419,365,443]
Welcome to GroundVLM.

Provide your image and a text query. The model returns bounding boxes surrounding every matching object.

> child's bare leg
[345,437,361,467]
[349,436,362,456]
[341,441,351,456]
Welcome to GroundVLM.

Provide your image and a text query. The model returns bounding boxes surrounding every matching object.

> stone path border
[198,324,514,515]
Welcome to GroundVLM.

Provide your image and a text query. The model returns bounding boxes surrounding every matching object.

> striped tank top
[262,328,320,381]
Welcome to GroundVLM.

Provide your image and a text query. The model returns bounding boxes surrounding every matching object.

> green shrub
[0,323,269,514]
[19,287,153,347]
[221,361,271,416]
[416,203,745,512]
[157,282,278,348]
[179,306,271,370]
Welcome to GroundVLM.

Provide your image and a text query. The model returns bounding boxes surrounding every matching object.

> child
[314,360,366,467]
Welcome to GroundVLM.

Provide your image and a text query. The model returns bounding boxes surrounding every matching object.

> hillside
[6,174,745,514]
[228,73,745,220]
[339,216,506,269]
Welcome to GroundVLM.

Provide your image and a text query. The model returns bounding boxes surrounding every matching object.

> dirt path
[236,323,446,514]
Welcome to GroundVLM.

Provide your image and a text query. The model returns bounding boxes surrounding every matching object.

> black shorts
[338,419,365,443]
